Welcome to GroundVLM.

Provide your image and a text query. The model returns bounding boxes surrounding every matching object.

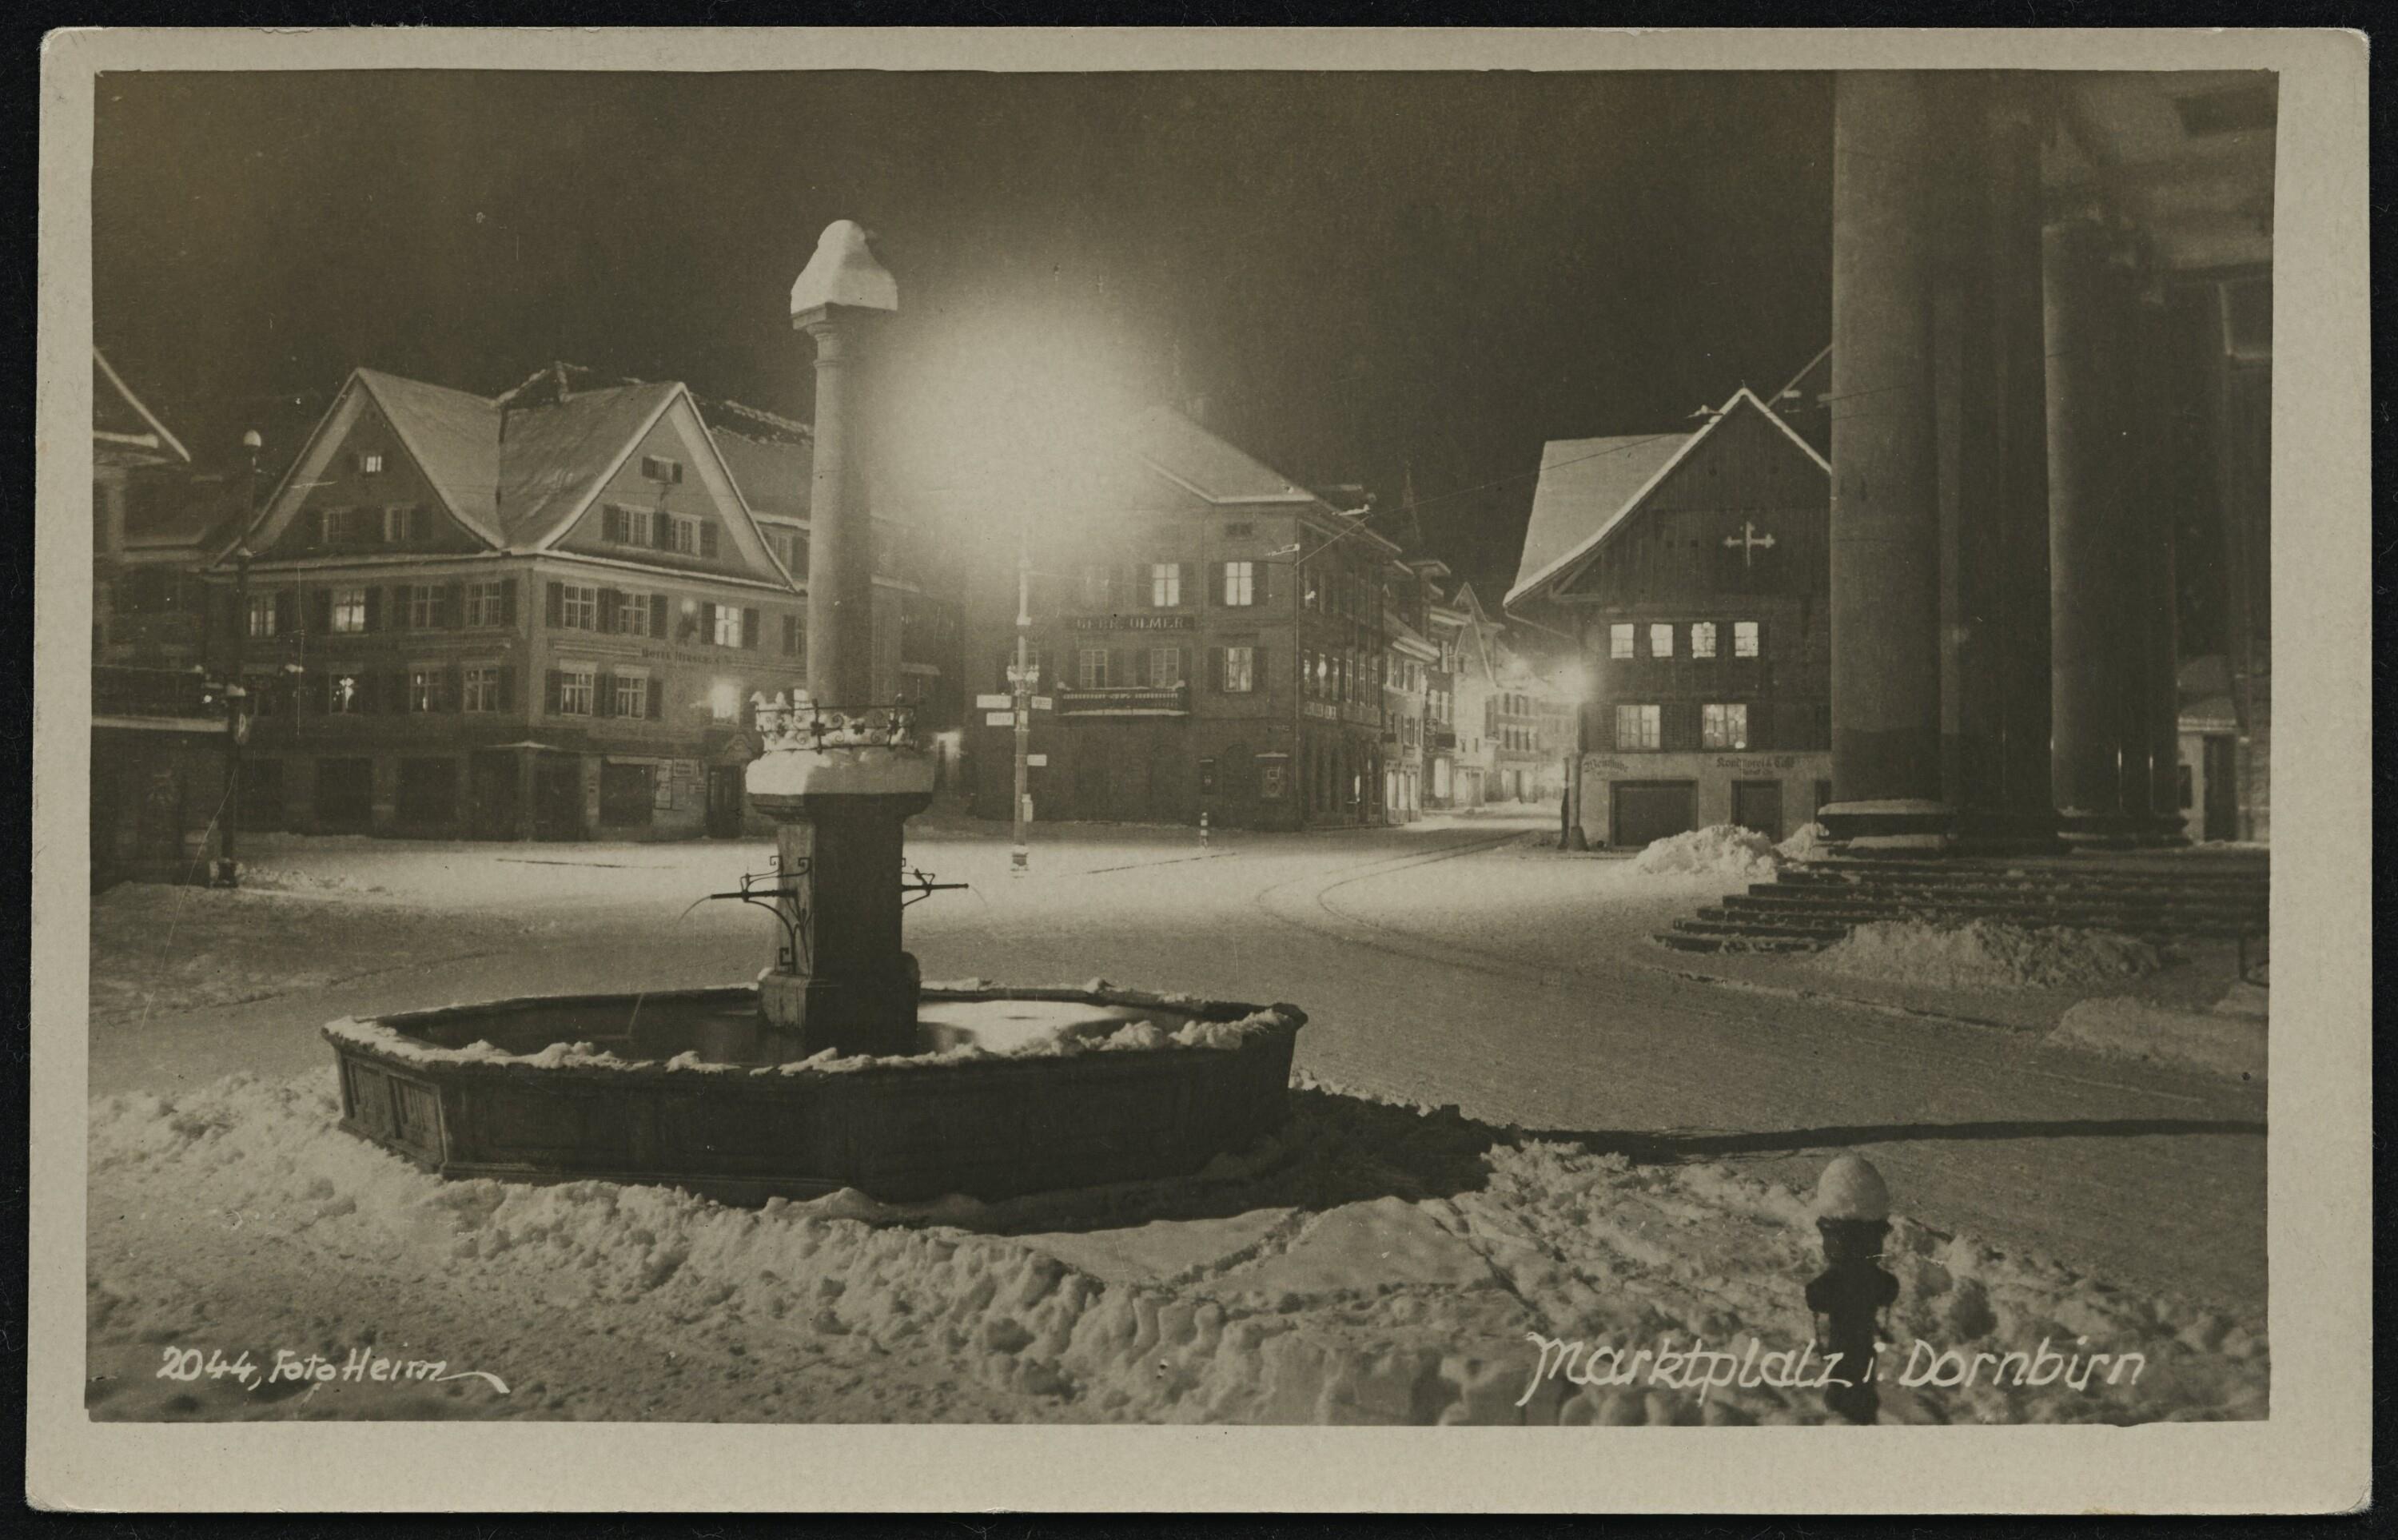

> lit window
[1609,623,1635,660]
[245,593,278,639]
[464,581,507,628]
[614,674,650,718]
[1703,702,1749,750]
[408,668,448,714]
[558,667,596,716]
[330,587,368,634]
[712,605,743,647]
[1078,647,1109,689]
[1691,622,1717,659]
[1223,559,1255,607]
[1222,645,1255,693]
[328,674,364,714]
[1649,623,1675,659]
[462,665,502,713]
[560,585,600,631]
[356,452,384,476]
[1734,621,1760,658]
[1149,647,1183,688]
[1615,703,1662,751]
[1150,562,1181,608]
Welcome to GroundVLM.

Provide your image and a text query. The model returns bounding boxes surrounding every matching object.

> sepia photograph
[30,25,2372,1515]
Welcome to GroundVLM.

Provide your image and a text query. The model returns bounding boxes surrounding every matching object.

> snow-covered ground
[85,814,2268,1423]
[87,1064,2262,1424]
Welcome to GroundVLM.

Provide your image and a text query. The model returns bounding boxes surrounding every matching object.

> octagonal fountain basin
[322,983,1305,1205]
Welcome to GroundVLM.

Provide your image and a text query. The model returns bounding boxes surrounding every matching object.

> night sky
[94,70,1835,598]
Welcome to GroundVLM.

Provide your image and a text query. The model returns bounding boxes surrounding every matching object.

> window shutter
[598,587,622,634]
[545,669,563,714]
[646,679,663,720]
[390,584,412,631]
[603,506,624,543]
[445,663,464,713]
[500,579,517,627]
[546,582,564,627]
[699,601,716,643]
[1180,648,1192,690]
[743,607,759,650]
[1209,647,1225,692]
[496,666,516,713]
[444,583,464,630]
[363,587,382,633]
[1132,649,1150,687]
[309,587,331,635]
[700,523,720,560]
[595,672,615,718]
[1252,645,1267,690]
[1113,647,1133,686]
[782,614,798,656]
[273,591,294,635]
[391,671,411,715]
[653,513,672,551]
[651,592,668,638]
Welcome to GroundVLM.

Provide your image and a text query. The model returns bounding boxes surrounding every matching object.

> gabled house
[1506,385,1832,847]
[218,365,830,840]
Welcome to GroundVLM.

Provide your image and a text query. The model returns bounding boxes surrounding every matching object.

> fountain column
[750,220,931,1059]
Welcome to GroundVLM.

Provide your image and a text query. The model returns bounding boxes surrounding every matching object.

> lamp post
[1008,523,1034,877]
[216,428,263,888]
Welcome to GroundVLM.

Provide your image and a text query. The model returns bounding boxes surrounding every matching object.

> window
[560,585,600,631]
[245,592,278,639]
[1149,647,1183,689]
[1649,623,1675,659]
[558,666,596,716]
[670,515,702,555]
[330,587,368,634]
[328,674,366,714]
[603,505,654,547]
[408,667,448,714]
[711,683,743,722]
[613,673,650,718]
[383,505,422,543]
[1734,621,1761,658]
[408,586,442,630]
[355,452,384,476]
[1222,559,1255,607]
[462,665,503,714]
[616,591,651,636]
[464,581,508,629]
[1078,647,1109,689]
[713,605,743,647]
[1609,623,1635,660]
[766,527,802,574]
[1222,645,1255,693]
[641,455,683,484]
[321,507,376,546]
[1615,703,1662,751]
[1691,622,1718,659]
[600,761,655,826]
[1149,562,1181,608]
[1703,702,1749,750]
[1224,521,1254,538]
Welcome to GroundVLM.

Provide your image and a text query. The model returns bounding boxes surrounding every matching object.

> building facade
[209,366,950,842]
[960,406,1414,831]
[1508,387,1834,847]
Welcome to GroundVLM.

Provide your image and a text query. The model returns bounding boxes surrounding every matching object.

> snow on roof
[494,379,682,546]
[711,428,813,523]
[355,369,506,543]
[1131,406,1321,507]
[1504,387,1829,611]
[93,348,191,464]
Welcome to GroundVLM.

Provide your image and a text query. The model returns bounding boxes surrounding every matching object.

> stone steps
[1721,891,2266,925]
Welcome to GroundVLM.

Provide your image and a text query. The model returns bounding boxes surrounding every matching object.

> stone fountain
[324,222,1304,1204]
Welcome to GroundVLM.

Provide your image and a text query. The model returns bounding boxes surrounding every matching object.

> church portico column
[1820,71,1951,850]
[2042,217,2137,847]
[2126,292,2190,846]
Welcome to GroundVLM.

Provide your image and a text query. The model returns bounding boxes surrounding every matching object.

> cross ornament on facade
[1723,519,1777,567]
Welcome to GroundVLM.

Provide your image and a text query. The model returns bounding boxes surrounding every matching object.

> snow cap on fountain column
[790,219,898,322]
[1812,1154,1891,1222]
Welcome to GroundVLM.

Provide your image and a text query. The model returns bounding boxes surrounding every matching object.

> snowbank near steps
[1810,920,2166,993]
[1627,825,1783,883]
[86,1067,2265,1425]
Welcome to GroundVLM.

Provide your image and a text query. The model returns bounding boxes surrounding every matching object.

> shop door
[470,751,520,840]
[1611,780,1695,849]
[1111,756,1151,822]
[705,764,745,838]
[532,756,585,842]
[316,758,374,832]
[1731,780,1784,842]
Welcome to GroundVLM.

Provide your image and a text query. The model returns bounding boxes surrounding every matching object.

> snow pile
[1811,921,2166,993]
[1627,825,1783,884]
[87,1068,2263,1426]
[1775,822,1834,862]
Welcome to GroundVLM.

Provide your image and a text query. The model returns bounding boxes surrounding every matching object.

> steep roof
[493,379,681,546]
[355,369,504,543]
[1504,386,1829,610]
[1131,406,1320,506]
[711,428,814,523]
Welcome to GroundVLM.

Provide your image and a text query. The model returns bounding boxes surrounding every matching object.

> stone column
[2127,294,2189,844]
[1821,72,1951,850]
[750,220,927,1060]
[2042,217,2136,846]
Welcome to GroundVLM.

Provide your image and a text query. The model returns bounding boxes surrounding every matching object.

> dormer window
[355,452,384,476]
[641,455,684,484]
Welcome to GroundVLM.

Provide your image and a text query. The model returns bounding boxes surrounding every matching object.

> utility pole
[1009,521,1034,877]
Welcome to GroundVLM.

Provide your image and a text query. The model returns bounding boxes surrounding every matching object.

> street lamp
[216,428,264,888]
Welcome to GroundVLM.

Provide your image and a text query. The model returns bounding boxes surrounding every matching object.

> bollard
[1200,810,1209,848]
[1805,1154,1899,1425]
